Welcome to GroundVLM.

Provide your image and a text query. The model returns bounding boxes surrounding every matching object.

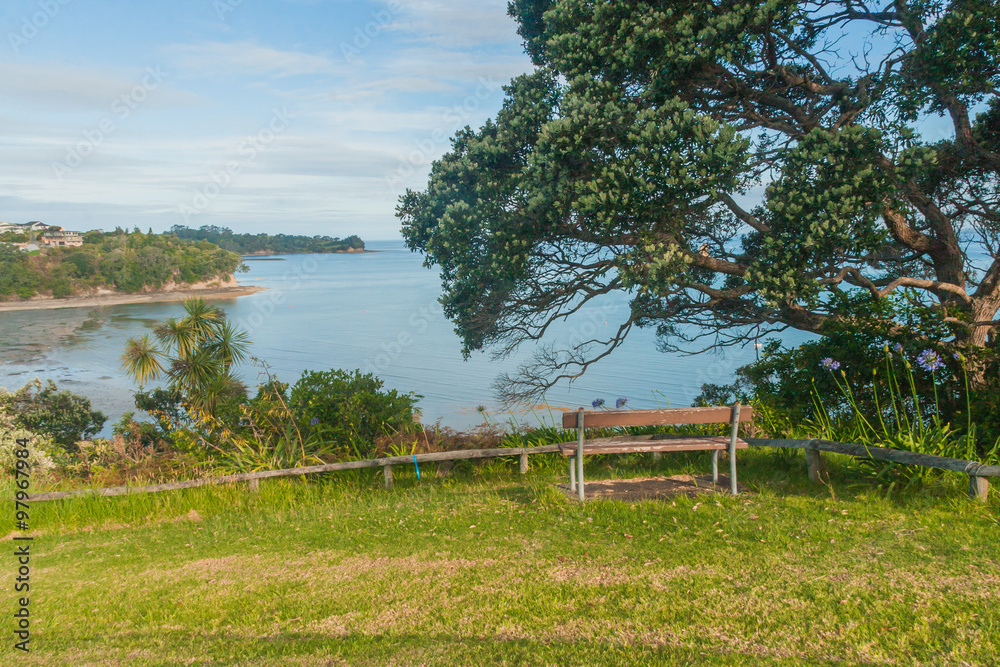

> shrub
[112,412,171,452]
[289,369,420,457]
[51,277,73,298]
[1,379,107,449]
[49,431,197,486]
[0,411,54,479]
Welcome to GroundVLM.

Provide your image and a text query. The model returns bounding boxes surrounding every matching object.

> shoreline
[0,285,266,313]
[240,249,380,258]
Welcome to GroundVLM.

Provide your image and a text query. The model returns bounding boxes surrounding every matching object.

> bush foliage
[0,379,107,449]
[289,369,421,458]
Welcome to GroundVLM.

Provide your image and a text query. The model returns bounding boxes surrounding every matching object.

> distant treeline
[169,225,365,255]
[0,228,242,301]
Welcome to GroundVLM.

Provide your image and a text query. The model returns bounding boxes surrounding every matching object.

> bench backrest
[561,405,753,430]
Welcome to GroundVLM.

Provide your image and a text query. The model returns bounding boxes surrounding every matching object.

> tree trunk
[961,298,999,390]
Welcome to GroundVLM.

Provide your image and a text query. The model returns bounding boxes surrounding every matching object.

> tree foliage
[399,0,1000,400]
[0,379,107,450]
[169,225,365,255]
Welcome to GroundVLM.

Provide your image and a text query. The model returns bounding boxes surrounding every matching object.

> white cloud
[0,62,203,112]
[166,41,343,78]
[393,0,521,48]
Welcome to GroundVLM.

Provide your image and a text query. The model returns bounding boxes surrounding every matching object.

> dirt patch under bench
[558,474,749,501]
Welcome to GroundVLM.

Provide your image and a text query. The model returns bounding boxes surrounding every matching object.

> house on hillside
[40,230,83,247]
[18,221,51,233]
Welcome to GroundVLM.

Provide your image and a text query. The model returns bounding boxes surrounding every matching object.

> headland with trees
[0,224,368,310]
[169,225,366,256]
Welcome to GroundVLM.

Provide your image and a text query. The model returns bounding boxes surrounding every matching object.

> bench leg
[728,402,741,496]
[970,475,989,502]
[569,457,576,492]
[712,450,719,485]
[729,448,738,496]
[577,453,585,501]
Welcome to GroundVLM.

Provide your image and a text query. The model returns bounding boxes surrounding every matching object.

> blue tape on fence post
[413,455,421,480]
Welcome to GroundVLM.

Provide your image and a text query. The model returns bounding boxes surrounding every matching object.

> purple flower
[917,349,945,372]
[820,357,841,371]
[592,398,605,408]
[953,352,963,361]
[310,417,320,426]
[615,397,629,409]
[894,342,904,353]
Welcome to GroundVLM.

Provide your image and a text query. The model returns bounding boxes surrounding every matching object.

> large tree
[399,0,1000,400]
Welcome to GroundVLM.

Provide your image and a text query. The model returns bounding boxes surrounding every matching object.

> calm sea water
[0,240,809,435]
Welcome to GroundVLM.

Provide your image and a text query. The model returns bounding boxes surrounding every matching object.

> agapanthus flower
[820,357,841,371]
[592,398,605,408]
[894,342,904,353]
[310,417,320,426]
[615,397,629,409]
[916,349,945,372]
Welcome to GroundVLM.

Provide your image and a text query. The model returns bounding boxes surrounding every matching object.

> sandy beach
[0,282,265,313]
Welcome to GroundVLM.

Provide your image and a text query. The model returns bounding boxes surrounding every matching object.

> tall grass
[759,346,1000,491]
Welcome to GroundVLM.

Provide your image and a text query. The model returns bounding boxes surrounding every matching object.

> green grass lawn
[12,450,1000,666]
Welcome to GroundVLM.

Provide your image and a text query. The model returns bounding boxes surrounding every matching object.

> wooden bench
[560,404,753,500]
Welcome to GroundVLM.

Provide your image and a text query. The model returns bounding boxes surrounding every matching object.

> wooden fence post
[247,478,260,493]
[519,452,528,474]
[806,446,826,484]
[383,464,393,490]
[970,475,989,502]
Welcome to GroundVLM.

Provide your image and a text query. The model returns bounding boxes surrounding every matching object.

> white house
[40,230,83,247]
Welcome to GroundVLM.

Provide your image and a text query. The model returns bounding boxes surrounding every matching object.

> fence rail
[27,445,561,502]
[745,437,995,500]
[27,436,993,503]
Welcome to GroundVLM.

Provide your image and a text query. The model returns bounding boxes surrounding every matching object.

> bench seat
[557,435,749,456]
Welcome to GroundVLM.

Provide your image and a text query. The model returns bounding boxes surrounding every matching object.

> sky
[0,0,534,239]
